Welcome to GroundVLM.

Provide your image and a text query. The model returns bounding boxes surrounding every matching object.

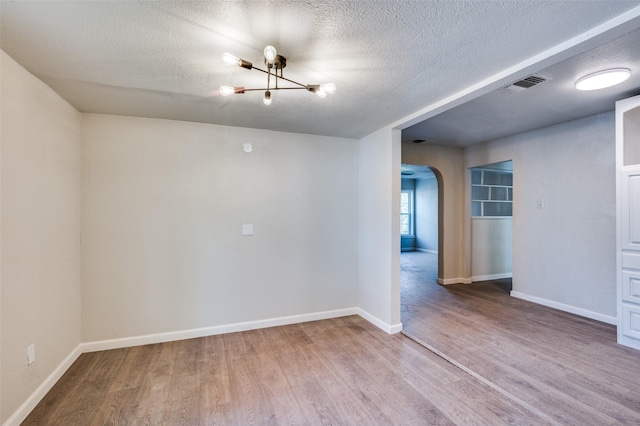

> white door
[619,169,640,349]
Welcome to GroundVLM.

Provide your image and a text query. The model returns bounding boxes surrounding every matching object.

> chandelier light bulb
[263,90,272,105]
[575,68,631,91]
[219,86,235,96]
[222,52,240,66]
[316,89,327,98]
[264,45,277,64]
[320,83,336,94]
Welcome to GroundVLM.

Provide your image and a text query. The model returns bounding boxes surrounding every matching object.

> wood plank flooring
[401,251,640,426]
[22,251,640,424]
[24,318,552,425]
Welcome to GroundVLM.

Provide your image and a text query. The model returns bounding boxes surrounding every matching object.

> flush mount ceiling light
[220,46,335,105]
[575,68,631,91]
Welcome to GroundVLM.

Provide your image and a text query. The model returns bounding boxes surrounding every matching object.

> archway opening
[400,164,443,323]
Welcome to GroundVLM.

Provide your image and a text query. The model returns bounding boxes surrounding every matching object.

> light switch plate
[242,224,254,236]
[27,343,36,366]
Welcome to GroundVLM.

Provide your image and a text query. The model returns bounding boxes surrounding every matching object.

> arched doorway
[400,164,443,322]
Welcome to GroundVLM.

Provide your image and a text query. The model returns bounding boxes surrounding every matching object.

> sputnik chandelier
[219,45,336,105]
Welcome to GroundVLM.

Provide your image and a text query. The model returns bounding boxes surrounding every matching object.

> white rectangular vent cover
[505,74,550,93]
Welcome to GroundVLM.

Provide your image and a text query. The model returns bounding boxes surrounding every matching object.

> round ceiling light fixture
[575,68,631,91]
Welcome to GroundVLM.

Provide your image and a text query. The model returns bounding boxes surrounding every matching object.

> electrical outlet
[27,343,36,366]
[536,198,544,209]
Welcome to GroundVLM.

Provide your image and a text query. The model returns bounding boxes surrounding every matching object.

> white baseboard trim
[471,272,513,282]
[81,307,360,353]
[510,291,616,325]
[356,308,403,334]
[437,277,472,285]
[416,248,438,255]
[3,344,83,426]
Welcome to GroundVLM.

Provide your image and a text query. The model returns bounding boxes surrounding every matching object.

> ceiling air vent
[505,74,550,93]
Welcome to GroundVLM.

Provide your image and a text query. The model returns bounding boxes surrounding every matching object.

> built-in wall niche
[471,167,513,217]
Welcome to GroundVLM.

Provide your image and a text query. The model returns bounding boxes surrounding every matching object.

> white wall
[465,112,616,322]
[81,114,359,342]
[357,127,402,332]
[415,176,438,252]
[1,51,82,424]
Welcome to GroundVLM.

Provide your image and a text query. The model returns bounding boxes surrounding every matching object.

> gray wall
[471,217,512,280]
[82,114,360,342]
[415,176,438,252]
[465,112,616,321]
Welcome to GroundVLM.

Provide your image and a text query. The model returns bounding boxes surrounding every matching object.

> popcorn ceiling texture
[0,0,638,139]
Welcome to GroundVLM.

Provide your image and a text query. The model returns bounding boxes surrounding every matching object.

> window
[400,190,414,235]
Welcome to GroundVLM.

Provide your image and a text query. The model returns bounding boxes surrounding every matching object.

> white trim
[471,217,513,221]
[471,273,513,282]
[416,248,438,255]
[437,277,472,285]
[82,308,360,353]
[3,345,83,426]
[510,291,616,325]
[356,308,403,334]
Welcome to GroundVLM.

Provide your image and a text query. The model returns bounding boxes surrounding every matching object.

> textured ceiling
[403,26,640,147]
[1,1,640,140]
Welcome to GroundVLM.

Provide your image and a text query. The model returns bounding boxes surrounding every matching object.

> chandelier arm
[240,87,308,92]
[274,74,306,88]
[250,65,307,88]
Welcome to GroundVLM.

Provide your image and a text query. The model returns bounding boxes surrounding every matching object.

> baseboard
[510,291,616,325]
[471,272,512,282]
[416,248,438,255]
[437,277,472,285]
[81,307,360,353]
[3,344,83,426]
[356,308,403,334]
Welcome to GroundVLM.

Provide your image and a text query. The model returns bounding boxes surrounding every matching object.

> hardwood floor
[22,252,640,424]
[23,315,549,425]
[401,251,640,426]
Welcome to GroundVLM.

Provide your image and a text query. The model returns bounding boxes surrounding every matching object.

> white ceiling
[2,1,640,141]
